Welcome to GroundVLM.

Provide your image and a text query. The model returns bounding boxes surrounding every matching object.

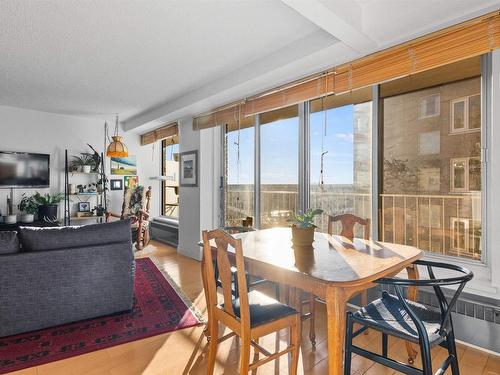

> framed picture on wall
[110,156,137,175]
[124,175,139,189]
[179,150,198,187]
[110,179,123,190]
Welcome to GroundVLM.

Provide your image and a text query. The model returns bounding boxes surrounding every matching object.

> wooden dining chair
[344,260,473,375]
[303,213,371,348]
[202,229,301,374]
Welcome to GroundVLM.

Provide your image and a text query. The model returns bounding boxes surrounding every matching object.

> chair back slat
[328,214,370,240]
[202,229,250,325]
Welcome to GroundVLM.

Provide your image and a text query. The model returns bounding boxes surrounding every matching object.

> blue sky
[226,105,355,185]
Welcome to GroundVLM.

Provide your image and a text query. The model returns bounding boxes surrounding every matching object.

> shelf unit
[64,150,108,226]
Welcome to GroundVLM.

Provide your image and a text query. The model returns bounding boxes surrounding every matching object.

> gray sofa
[0,219,135,337]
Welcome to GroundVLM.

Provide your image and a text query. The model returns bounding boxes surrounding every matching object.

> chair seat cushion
[229,290,297,327]
[352,291,444,345]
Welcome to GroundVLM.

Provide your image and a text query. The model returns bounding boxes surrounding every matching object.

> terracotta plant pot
[291,225,315,247]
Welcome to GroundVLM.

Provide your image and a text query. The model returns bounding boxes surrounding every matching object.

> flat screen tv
[0,152,50,188]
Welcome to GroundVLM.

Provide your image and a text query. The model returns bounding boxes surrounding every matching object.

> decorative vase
[38,204,58,222]
[291,225,315,247]
[68,184,76,195]
[5,215,17,224]
[82,165,91,173]
[20,214,34,223]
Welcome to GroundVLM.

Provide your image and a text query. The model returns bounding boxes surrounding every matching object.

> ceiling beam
[280,0,378,54]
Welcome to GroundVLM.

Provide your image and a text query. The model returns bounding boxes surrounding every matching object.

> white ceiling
[1,0,499,133]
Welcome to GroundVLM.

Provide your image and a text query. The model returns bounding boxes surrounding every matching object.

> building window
[380,56,482,259]
[419,94,440,119]
[450,94,481,133]
[450,157,481,192]
[161,138,179,218]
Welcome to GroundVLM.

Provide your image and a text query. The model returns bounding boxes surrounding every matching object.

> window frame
[160,138,180,219]
[450,93,481,134]
[219,53,491,294]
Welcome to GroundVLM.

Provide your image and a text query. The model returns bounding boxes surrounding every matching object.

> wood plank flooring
[9,240,500,375]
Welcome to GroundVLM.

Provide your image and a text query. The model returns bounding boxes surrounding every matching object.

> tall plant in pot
[33,192,64,222]
[70,153,98,173]
[17,194,38,223]
[291,209,323,247]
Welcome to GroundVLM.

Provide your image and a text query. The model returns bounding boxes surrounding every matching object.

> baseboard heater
[150,217,178,247]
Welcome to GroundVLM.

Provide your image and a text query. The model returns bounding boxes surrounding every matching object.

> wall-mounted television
[0,152,50,188]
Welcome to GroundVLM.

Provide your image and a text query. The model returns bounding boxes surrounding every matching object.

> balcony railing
[225,187,481,260]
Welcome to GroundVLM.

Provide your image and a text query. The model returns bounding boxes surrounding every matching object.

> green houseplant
[291,208,323,247]
[70,153,98,173]
[17,193,38,223]
[33,192,64,221]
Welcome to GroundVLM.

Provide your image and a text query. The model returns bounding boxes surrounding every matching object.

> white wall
[0,105,160,220]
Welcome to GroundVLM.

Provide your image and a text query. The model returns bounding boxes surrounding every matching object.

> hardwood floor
[11,240,500,375]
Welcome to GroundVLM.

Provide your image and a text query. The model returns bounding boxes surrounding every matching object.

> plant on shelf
[290,208,323,247]
[70,153,99,173]
[93,204,106,217]
[96,177,109,193]
[76,184,86,194]
[32,192,65,222]
[17,193,38,223]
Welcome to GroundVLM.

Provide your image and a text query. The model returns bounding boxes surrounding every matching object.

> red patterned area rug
[0,257,202,374]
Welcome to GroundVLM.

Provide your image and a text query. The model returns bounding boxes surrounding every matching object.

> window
[451,94,481,133]
[418,131,440,155]
[309,88,372,234]
[381,56,482,259]
[260,106,299,228]
[419,94,440,119]
[450,157,481,192]
[161,137,179,218]
[224,116,255,226]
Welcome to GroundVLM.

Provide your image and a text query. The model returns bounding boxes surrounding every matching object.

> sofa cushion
[19,219,132,252]
[0,231,20,254]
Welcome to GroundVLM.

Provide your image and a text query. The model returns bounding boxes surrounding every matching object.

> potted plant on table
[33,192,65,222]
[70,153,98,173]
[291,209,323,247]
[17,193,38,223]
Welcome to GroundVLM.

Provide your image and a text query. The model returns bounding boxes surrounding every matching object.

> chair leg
[419,338,433,375]
[239,336,252,374]
[344,312,354,375]
[207,319,219,375]
[290,314,301,375]
[309,294,316,349]
[382,333,388,357]
[251,338,259,375]
[360,291,369,335]
[446,330,460,375]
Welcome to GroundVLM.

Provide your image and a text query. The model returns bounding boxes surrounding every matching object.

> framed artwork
[179,150,198,187]
[110,156,137,175]
[110,179,123,190]
[124,176,139,189]
[78,202,91,212]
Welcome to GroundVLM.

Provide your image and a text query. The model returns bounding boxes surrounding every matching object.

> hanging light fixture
[106,115,128,157]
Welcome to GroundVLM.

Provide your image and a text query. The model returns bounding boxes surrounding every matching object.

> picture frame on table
[78,202,91,212]
[179,150,198,187]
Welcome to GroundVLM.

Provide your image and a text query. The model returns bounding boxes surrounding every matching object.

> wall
[0,105,160,220]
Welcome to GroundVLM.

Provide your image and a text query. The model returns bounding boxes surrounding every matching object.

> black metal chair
[213,226,280,299]
[344,260,473,375]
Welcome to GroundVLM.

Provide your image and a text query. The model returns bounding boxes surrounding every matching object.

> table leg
[325,286,348,375]
[405,264,420,364]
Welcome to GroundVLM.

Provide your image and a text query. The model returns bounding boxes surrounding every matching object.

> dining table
[202,227,423,375]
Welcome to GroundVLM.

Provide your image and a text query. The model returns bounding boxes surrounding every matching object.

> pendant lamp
[106,115,128,157]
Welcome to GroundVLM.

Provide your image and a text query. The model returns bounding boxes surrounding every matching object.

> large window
[161,137,179,218]
[260,105,299,228]
[380,56,482,259]
[224,116,255,226]
[309,89,372,235]
[220,55,486,262]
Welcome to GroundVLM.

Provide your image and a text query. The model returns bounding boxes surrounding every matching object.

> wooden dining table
[203,227,423,375]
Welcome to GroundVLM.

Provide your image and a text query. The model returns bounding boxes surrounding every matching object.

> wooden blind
[141,123,178,145]
[193,11,500,130]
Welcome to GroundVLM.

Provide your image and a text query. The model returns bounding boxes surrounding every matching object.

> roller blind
[140,123,178,146]
[193,11,500,130]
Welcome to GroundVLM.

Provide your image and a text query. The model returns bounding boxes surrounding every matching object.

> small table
[202,227,423,375]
